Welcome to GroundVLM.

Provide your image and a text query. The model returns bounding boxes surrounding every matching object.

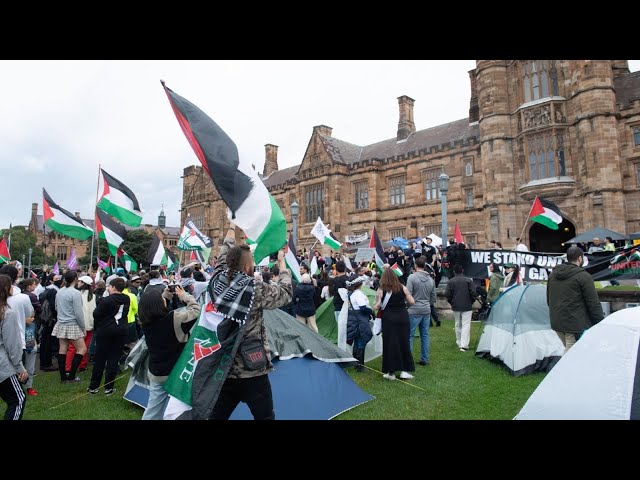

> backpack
[40,297,56,329]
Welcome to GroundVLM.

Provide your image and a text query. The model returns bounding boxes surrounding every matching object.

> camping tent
[516,306,640,420]
[124,309,374,420]
[475,284,564,376]
[564,226,627,244]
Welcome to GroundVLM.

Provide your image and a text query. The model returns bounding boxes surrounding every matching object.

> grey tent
[475,284,565,376]
[564,226,627,244]
[629,232,640,240]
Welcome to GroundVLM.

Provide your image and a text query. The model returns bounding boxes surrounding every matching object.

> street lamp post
[439,171,450,285]
[290,201,299,249]
[28,248,32,277]
[22,255,26,279]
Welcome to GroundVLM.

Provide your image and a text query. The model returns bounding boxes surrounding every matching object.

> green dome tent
[476,284,564,376]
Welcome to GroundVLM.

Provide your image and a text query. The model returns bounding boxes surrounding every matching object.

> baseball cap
[79,275,94,285]
[130,275,141,282]
[180,266,192,277]
[116,267,126,276]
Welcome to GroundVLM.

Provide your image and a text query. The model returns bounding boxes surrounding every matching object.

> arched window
[527,131,566,180]
[522,61,559,103]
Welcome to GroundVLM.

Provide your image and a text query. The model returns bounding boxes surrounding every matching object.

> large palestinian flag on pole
[528,196,562,230]
[369,225,386,273]
[162,81,287,262]
[95,209,127,256]
[42,189,93,240]
[97,169,143,227]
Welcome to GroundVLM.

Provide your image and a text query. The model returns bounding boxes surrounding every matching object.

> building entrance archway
[528,217,576,253]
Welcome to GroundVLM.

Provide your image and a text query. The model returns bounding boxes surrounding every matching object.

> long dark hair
[226,244,252,282]
[0,274,12,320]
[138,289,168,326]
[78,280,94,302]
[379,268,403,293]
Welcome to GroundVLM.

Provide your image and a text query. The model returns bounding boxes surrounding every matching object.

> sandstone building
[182,60,640,255]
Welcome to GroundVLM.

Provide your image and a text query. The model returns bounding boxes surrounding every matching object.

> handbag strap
[380,291,391,310]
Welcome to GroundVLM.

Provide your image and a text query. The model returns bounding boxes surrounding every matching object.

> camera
[168,283,177,293]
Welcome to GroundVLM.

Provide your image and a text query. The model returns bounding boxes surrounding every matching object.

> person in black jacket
[547,246,604,353]
[87,277,130,395]
[294,274,318,333]
[139,285,200,420]
[445,264,478,352]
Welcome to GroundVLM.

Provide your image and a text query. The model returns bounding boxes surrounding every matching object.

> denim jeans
[409,314,430,363]
[142,377,169,420]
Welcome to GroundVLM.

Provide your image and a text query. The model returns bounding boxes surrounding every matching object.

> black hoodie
[547,262,604,334]
[93,292,130,333]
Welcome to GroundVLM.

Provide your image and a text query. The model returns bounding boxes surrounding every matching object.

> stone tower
[158,204,166,229]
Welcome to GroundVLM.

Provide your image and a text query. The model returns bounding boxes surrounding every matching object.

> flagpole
[518,196,538,246]
[89,163,101,274]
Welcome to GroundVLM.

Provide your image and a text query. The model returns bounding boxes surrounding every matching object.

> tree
[78,237,111,270]
[121,230,153,268]
[1,226,56,270]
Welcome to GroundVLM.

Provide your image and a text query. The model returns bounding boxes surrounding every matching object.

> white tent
[516,306,640,420]
[476,284,565,376]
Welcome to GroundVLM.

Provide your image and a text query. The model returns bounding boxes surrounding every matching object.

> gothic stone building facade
[182,60,640,256]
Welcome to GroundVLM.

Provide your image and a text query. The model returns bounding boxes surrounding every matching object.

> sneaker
[104,387,117,396]
[460,347,468,352]
[66,376,82,383]
[418,360,428,366]
[382,373,396,381]
[400,371,414,380]
[86,387,99,394]
[26,388,38,396]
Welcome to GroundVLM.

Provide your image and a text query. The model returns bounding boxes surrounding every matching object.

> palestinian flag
[162,81,286,261]
[309,255,318,276]
[0,237,10,264]
[148,234,168,266]
[310,217,341,250]
[177,219,212,251]
[391,262,403,277]
[369,225,386,273]
[284,233,302,282]
[95,209,127,256]
[117,248,138,272]
[166,249,177,272]
[528,196,562,230]
[164,300,245,420]
[42,189,93,240]
[97,169,143,227]
[97,257,111,275]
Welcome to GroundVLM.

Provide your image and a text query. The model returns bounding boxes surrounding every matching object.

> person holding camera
[208,224,292,420]
[139,284,200,420]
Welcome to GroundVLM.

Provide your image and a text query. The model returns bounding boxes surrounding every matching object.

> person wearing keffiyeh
[207,224,292,420]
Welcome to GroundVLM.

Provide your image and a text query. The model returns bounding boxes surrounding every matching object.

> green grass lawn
[23,320,545,420]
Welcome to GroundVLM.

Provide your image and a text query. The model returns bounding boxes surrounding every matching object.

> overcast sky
[2,60,638,230]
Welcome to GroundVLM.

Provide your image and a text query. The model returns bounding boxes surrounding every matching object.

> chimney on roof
[313,125,333,137]
[397,96,416,141]
[30,203,38,234]
[263,144,279,178]
[468,70,479,123]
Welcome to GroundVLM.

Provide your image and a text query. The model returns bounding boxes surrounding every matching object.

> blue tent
[125,309,374,420]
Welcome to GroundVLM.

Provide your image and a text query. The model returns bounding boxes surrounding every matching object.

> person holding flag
[163,224,292,420]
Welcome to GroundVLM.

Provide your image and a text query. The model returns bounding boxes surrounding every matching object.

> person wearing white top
[515,238,529,252]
